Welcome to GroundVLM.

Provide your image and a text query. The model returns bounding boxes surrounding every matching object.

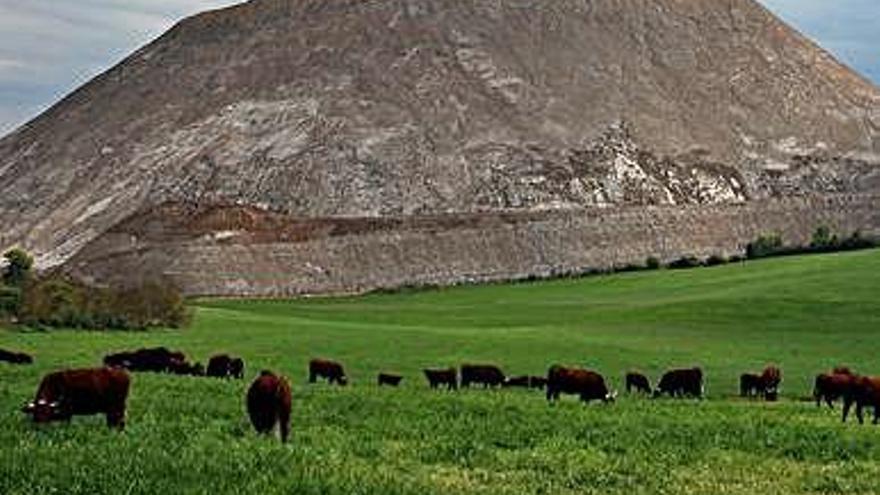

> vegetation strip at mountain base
[2,249,880,494]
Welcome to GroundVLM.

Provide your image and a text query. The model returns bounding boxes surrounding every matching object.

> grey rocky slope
[0,0,878,293]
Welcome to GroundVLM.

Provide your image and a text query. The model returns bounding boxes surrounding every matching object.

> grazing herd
[5,344,880,442]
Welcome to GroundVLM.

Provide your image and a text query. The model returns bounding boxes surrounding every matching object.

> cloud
[0,1,877,136]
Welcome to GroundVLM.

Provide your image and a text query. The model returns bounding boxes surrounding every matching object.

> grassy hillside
[2,250,880,494]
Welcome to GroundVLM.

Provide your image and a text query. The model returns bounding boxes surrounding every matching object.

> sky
[0,1,877,137]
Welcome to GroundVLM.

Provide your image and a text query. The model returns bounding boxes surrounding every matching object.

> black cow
[424,368,457,390]
[247,371,292,442]
[207,354,245,379]
[529,376,548,390]
[546,365,616,404]
[740,373,762,397]
[625,372,652,395]
[22,367,130,429]
[103,347,184,373]
[0,348,33,365]
[503,375,531,388]
[378,373,403,387]
[309,359,348,386]
[654,368,704,399]
[460,364,506,388]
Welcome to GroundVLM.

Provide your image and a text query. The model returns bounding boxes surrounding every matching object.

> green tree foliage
[2,248,34,287]
[18,275,191,331]
[746,233,784,259]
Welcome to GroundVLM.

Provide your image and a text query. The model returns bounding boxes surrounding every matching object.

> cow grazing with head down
[625,372,652,395]
[529,376,548,390]
[207,354,245,379]
[654,368,704,399]
[424,368,457,390]
[378,373,403,387]
[740,373,762,397]
[546,365,615,404]
[842,376,880,425]
[247,371,292,443]
[461,364,506,388]
[503,375,530,388]
[22,368,130,429]
[814,370,858,409]
[309,359,348,386]
[0,348,33,365]
[103,347,185,373]
[760,365,782,401]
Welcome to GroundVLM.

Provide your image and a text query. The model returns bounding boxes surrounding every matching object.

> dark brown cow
[833,366,855,376]
[654,368,704,398]
[503,375,530,388]
[424,368,457,390]
[760,365,782,401]
[460,364,506,388]
[546,365,615,404]
[309,359,348,386]
[740,373,762,397]
[246,371,292,442]
[0,348,33,365]
[842,376,880,425]
[625,372,652,395]
[378,373,403,387]
[814,371,858,408]
[22,368,130,429]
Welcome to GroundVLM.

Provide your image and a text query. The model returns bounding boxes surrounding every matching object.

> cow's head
[23,399,61,423]
[338,376,349,386]
[605,390,618,403]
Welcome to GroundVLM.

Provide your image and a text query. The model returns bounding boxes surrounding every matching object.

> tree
[2,248,34,287]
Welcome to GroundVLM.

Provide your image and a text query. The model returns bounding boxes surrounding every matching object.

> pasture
[2,249,880,494]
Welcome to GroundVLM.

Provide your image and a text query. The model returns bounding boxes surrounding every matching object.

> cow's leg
[856,402,865,425]
[874,405,880,426]
[309,371,317,383]
[279,411,290,443]
[842,397,853,422]
[106,409,125,430]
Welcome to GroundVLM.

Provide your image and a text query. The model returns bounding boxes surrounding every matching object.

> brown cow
[0,348,33,365]
[309,359,348,386]
[546,365,615,404]
[461,364,506,388]
[843,376,880,425]
[654,368,704,398]
[424,368,457,390]
[22,368,130,429]
[815,371,858,409]
[246,371,292,442]
[760,365,782,401]
[625,372,652,395]
[378,373,403,387]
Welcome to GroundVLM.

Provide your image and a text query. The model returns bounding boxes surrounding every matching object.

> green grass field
[2,250,880,494]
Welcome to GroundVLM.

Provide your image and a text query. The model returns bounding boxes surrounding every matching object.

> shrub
[746,233,784,259]
[645,257,661,270]
[668,256,702,270]
[810,226,839,251]
[2,248,33,287]
[705,255,728,267]
[17,275,190,331]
